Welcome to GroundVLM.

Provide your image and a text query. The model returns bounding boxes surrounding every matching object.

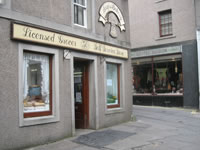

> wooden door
[74,61,89,129]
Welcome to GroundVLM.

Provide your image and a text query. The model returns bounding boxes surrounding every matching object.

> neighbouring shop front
[132,42,199,108]
[132,45,184,107]
[133,54,183,107]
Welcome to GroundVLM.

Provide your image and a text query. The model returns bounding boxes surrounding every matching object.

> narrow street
[26,106,200,150]
[130,106,200,150]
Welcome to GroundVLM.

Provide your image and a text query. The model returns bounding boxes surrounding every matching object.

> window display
[133,57,183,95]
[106,63,120,108]
[23,52,52,118]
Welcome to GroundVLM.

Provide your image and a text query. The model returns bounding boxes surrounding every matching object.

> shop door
[74,60,89,129]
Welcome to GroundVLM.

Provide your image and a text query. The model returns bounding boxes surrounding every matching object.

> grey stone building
[129,0,199,109]
[0,0,132,149]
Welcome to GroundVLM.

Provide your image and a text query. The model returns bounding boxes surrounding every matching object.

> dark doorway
[74,59,89,129]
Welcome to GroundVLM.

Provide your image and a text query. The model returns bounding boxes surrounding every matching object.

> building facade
[0,0,132,149]
[129,0,199,108]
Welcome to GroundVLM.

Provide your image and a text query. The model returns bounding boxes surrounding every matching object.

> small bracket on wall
[64,50,71,60]
[100,56,105,64]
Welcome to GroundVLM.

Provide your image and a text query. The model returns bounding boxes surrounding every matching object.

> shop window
[133,63,153,94]
[23,52,52,118]
[19,44,59,126]
[159,10,172,37]
[133,57,183,95]
[73,0,87,27]
[154,61,183,94]
[106,63,120,108]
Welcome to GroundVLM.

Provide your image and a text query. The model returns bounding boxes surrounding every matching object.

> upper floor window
[159,10,172,37]
[73,0,87,27]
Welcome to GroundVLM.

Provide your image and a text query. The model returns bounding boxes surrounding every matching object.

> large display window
[133,55,183,95]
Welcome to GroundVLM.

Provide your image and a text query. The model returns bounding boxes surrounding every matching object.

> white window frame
[73,0,87,28]
[18,43,60,127]
[104,58,125,114]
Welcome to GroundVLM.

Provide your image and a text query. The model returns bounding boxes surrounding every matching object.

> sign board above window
[131,46,182,58]
[11,23,128,59]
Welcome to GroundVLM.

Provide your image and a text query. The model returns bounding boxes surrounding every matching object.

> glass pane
[74,65,83,103]
[169,16,172,22]
[169,26,172,34]
[133,64,152,94]
[106,63,119,105]
[78,6,84,25]
[23,53,50,113]
[74,5,78,24]
[153,60,183,94]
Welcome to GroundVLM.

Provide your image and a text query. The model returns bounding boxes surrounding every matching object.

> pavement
[25,106,200,150]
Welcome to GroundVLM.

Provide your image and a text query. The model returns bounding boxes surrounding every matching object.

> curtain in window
[23,53,49,103]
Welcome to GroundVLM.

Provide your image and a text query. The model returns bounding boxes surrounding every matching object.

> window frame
[73,0,87,28]
[23,51,53,118]
[19,43,60,127]
[159,9,173,37]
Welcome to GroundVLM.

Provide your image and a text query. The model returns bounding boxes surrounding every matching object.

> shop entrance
[74,59,89,129]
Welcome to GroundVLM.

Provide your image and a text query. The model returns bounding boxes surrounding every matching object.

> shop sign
[99,2,125,38]
[12,23,128,59]
[131,46,182,58]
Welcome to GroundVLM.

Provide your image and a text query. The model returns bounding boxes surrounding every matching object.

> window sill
[105,107,125,115]
[20,115,59,127]
[155,35,176,41]
[74,23,87,29]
